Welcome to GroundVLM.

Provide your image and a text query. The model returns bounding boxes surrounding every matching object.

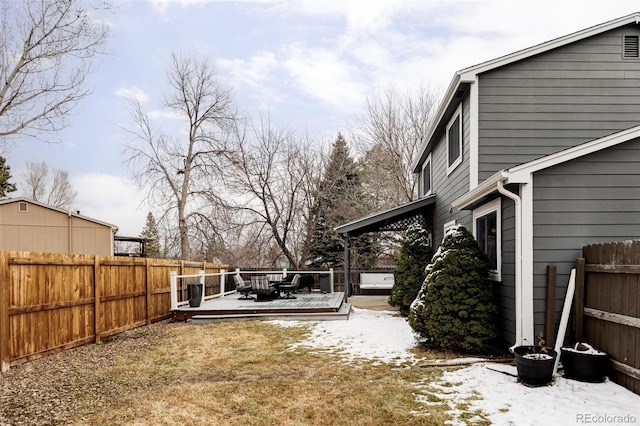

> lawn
[0,319,474,425]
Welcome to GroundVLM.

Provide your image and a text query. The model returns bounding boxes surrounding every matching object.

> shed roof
[0,197,119,231]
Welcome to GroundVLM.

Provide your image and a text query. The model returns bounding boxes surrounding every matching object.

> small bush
[388,223,433,316]
[408,225,498,354]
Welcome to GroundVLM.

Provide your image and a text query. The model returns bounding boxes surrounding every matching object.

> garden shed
[0,197,117,256]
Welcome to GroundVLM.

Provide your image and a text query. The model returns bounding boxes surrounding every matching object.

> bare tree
[355,85,439,209]
[123,52,237,260]
[20,161,77,209]
[0,0,109,146]
[21,161,48,201]
[222,117,324,269]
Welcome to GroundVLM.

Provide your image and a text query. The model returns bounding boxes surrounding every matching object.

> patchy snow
[284,307,419,366]
[273,307,640,425]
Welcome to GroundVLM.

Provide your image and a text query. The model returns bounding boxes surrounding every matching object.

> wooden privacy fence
[0,251,227,371]
[574,240,640,395]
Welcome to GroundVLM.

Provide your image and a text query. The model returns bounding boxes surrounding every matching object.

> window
[18,202,28,213]
[623,35,639,59]
[421,153,432,196]
[447,104,463,174]
[473,199,501,281]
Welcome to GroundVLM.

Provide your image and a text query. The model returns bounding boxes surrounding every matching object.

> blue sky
[5,0,640,236]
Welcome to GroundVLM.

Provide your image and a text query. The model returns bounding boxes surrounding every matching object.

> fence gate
[575,240,640,395]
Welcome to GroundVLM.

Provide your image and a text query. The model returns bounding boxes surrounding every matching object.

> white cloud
[148,0,209,13]
[216,51,279,87]
[115,85,150,104]
[284,46,369,114]
[72,173,147,236]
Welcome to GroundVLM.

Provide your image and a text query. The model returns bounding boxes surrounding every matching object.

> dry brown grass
[1,320,465,425]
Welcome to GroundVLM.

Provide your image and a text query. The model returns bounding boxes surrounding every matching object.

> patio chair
[234,274,254,300]
[267,273,283,283]
[251,275,277,302]
[278,274,300,299]
[298,274,315,294]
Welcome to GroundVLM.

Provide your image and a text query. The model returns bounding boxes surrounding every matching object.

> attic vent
[18,202,28,213]
[623,35,639,58]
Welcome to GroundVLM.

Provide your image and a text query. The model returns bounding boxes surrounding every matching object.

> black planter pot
[561,347,608,383]
[513,345,558,386]
[188,283,203,308]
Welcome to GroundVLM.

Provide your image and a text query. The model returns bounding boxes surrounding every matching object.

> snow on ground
[272,307,640,425]
[284,307,419,366]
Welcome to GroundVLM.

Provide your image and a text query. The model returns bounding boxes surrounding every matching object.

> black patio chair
[298,274,315,294]
[234,274,254,300]
[278,274,300,299]
[251,275,277,302]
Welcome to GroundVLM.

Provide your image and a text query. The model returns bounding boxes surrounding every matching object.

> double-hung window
[446,104,463,174]
[473,199,501,281]
[421,153,432,196]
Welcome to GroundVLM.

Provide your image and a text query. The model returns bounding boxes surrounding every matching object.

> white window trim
[421,153,432,196]
[446,103,463,176]
[473,198,501,281]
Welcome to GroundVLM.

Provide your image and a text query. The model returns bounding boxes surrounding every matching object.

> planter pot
[561,344,608,383]
[513,345,558,386]
[187,283,203,308]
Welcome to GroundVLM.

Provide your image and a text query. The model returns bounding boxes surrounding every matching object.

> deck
[171,292,351,323]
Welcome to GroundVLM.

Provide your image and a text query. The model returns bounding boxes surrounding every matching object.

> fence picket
[0,250,225,369]
[581,240,640,395]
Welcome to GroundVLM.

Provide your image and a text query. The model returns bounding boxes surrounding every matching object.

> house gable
[478,22,640,182]
[414,13,640,188]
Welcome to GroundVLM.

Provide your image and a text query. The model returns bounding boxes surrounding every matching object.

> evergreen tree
[140,212,162,258]
[308,133,377,268]
[388,223,433,316]
[409,225,498,354]
[0,156,17,197]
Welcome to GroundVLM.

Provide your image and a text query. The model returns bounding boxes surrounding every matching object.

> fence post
[220,268,226,297]
[170,271,178,311]
[94,256,102,344]
[199,270,206,304]
[0,251,10,371]
[145,258,151,325]
[574,258,586,342]
[329,268,334,293]
[545,265,557,347]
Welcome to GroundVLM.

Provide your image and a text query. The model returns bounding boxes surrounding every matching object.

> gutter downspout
[496,179,523,351]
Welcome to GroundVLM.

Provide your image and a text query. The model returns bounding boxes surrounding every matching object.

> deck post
[220,269,226,297]
[170,271,178,310]
[329,268,334,293]
[199,270,206,304]
[343,234,350,302]
[282,267,287,278]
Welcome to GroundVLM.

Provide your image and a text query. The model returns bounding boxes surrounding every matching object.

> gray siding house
[338,13,640,348]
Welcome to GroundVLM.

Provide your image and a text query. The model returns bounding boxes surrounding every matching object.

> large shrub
[408,225,498,354]
[388,223,433,316]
